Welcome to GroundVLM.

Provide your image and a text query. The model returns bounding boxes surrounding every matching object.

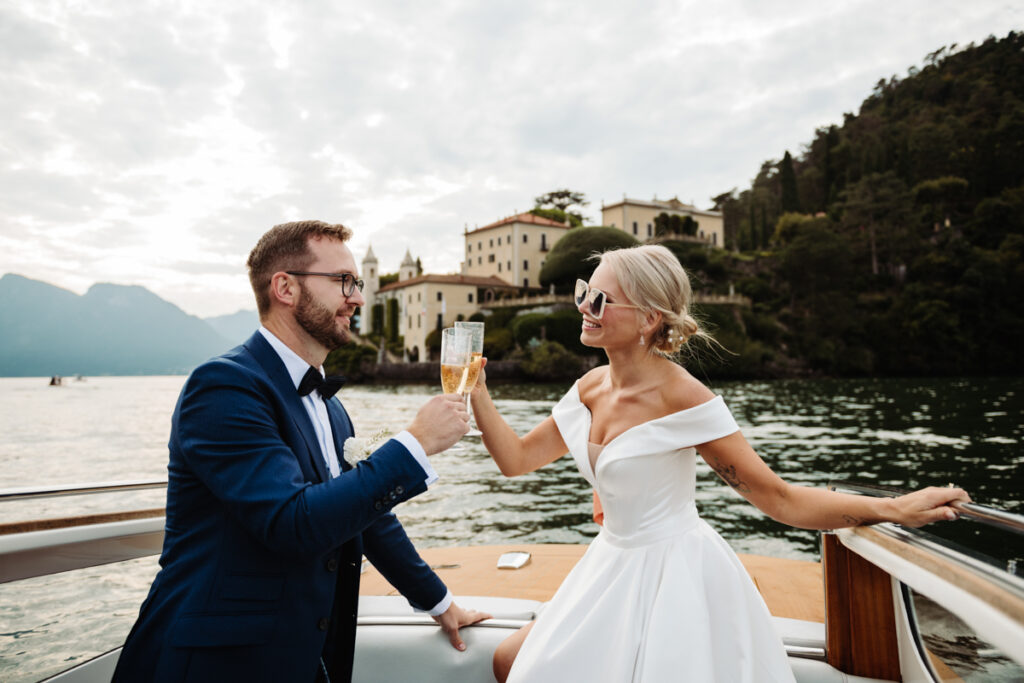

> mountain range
[0,273,260,376]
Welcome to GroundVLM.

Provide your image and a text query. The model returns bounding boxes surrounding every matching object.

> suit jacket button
[318,617,330,631]
[395,485,404,495]
[388,492,398,501]
[326,557,339,572]
[373,500,383,510]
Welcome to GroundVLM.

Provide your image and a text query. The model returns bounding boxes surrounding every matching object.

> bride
[469,244,969,682]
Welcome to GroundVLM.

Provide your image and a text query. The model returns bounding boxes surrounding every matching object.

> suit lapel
[326,399,354,473]
[242,332,330,483]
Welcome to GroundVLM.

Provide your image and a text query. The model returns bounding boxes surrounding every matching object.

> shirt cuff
[393,430,438,486]
[420,589,453,617]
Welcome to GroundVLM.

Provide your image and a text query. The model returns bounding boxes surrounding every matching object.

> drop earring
[638,333,645,347]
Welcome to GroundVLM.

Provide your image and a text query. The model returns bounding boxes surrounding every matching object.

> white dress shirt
[258,327,451,615]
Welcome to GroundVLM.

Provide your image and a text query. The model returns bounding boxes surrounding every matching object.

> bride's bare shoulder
[662,364,716,411]
[577,366,608,400]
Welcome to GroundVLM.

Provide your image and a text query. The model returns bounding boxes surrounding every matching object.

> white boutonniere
[343,428,390,468]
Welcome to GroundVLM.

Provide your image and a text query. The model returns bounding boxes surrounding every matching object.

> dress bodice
[553,381,739,545]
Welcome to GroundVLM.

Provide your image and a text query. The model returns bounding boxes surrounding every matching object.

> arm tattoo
[842,514,863,526]
[706,454,751,493]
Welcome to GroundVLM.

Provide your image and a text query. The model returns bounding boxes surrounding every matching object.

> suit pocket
[219,572,285,602]
[169,612,276,647]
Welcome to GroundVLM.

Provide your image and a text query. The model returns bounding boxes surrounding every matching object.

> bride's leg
[492,621,534,683]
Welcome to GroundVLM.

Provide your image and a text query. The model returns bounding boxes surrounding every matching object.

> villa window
[488,254,495,263]
[523,278,529,287]
[478,257,482,265]
[467,244,472,253]
[507,261,511,271]
[489,238,494,247]
[498,262,502,272]
[436,292,442,301]
[632,221,638,235]
[522,234,528,243]
[468,293,474,303]
[647,223,652,237]
[523,260,528,270]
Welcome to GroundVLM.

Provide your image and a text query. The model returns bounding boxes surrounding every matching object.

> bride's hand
[888,486,971,527]
[472,357,489,395]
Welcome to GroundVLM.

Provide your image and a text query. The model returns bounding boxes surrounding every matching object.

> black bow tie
[298,366,346,399]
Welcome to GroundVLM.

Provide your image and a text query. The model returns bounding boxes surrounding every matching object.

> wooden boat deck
[360,544,824,623]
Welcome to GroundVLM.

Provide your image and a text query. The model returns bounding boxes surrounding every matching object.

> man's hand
[408,394,470,455]
[431,602,491,651]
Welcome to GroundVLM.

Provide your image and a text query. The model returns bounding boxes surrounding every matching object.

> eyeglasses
[575,279,640,320]
[286,271,365,297]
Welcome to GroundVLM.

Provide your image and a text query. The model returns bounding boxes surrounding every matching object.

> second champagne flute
[454,321,484,436]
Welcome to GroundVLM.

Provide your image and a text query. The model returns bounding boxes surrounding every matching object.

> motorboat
[1,480,1021,682]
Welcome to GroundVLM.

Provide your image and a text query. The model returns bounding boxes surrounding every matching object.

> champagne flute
[455,321,484,437]
[440,327,473,451]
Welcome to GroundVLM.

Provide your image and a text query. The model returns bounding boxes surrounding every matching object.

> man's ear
[269,272,298,308]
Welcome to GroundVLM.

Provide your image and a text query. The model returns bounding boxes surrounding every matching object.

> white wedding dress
[507,382,796,682]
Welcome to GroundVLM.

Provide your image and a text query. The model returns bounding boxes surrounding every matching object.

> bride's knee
[492,640,516,683]
[492,622,531,682]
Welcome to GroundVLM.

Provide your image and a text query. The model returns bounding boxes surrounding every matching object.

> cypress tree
[780,151,801,213]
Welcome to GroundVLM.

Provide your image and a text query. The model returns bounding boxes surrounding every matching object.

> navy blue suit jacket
[113,332,447,682]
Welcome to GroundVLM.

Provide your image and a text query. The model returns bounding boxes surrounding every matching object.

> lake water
[0,375,1021,681]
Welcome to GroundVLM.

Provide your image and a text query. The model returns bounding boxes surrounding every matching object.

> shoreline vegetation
[333,33,1024,383]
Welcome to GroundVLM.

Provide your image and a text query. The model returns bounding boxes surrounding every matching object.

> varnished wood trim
[823,533,902,681]
[849,525,1024,625]
[0,508,165,535]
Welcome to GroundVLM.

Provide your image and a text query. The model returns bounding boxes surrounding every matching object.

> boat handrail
[828,479,1024,535]
[0,478,168,502]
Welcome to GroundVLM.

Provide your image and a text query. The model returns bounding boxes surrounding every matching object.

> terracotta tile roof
[377,273,518,293]
[465,212,570,235]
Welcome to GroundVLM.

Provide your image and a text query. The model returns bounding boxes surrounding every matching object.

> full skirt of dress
[507,517,795,682]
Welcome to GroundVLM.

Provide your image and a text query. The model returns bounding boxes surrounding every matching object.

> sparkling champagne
[462,352,483,393]
[441,363,468,394]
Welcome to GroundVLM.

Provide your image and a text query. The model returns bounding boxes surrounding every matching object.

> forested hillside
[707,32,1024,376]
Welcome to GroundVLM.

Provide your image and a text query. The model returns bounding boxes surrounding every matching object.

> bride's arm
[469,362,569,477]
[696,431,970,529]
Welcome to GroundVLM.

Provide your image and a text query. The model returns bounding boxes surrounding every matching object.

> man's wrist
[423,589,453,617]
[393,430,438,486]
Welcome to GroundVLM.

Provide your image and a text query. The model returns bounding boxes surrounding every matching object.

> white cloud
[0,0,1020,316]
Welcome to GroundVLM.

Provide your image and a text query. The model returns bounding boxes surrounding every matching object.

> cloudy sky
[1,1,1020,318]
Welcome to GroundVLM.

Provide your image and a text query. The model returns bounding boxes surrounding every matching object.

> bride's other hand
[888,486,971,528]
[472,357,489,395]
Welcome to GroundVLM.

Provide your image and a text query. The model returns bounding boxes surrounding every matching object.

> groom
[113,220,487,682]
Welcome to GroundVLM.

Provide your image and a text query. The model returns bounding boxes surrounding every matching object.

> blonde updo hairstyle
[596,244,711,356]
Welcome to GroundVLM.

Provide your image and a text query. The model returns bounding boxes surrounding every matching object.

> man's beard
[296,287,349,350]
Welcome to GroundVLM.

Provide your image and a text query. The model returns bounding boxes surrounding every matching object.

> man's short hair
[247,220,353,317]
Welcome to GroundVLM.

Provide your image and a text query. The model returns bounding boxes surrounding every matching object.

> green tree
[534,189,589,226]
[539,227,640,291]
[840,171,912,276]
[385,298,400,343]
[529,207,582,227]
[519,341,582,380]
[780,151,802,213]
